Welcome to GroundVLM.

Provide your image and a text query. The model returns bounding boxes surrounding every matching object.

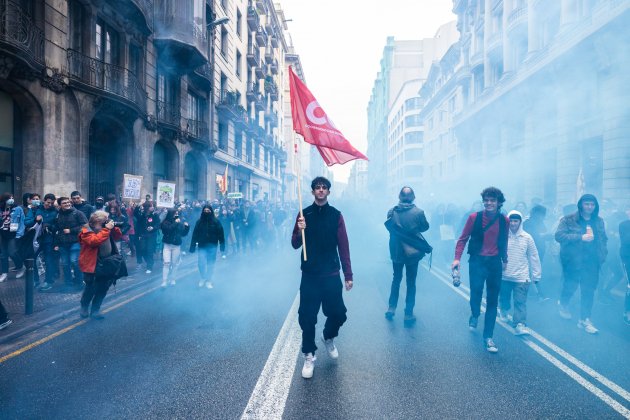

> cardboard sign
[123,174,143,200]
[156,181,176,208]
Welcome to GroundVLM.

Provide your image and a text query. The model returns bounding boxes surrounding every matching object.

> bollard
[24,258,34,315]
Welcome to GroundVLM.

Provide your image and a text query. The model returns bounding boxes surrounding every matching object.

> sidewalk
[0,256,189,345]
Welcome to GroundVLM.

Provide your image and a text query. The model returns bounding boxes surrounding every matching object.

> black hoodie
[555,194,608,266]
[190,206,225,252]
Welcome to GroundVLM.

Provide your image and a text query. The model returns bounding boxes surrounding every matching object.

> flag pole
[295,135,307,261]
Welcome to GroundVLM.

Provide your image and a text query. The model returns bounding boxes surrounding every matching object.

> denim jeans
[499,281,530,325]
[388,261,419,315]
[59,242,82,284]
[560,260,600,320]
[40,242,59,284]
[0,231,23,274]
[469,255,502,339]
[163,243,181,282]
[198,245,217,282]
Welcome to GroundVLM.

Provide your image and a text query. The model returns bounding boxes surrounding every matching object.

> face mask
[6,199,14,206]
[31,200,41,207]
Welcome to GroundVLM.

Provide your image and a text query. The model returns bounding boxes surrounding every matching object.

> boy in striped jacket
[499,210,542,335]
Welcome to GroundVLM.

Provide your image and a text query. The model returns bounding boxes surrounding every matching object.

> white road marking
[241,294,302,420]
[427,266,630,417]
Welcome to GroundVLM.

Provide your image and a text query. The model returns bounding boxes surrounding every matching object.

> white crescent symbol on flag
[305,101,327,125]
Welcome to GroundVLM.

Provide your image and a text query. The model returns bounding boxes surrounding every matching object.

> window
[220,73,227,99]
[221,0,228,11]
[69,0,85,52]
[221,27,228,57]
[236,8,242,38]
[236,50,242,78]
[129,44,143,82]
[95,19,120,65]
[218,120,228,151]
[235,129,243,158]
[186,91,205,121]
[405,149,422,161]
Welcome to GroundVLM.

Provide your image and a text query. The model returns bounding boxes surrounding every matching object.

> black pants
[388,261,419,315]
[298,273,347,355]
[622,257,630,313]
[560,259,600,320]
[469,255,502,339]
[80,273,112,314]
[139,235,156,270]
[0,299,8,322]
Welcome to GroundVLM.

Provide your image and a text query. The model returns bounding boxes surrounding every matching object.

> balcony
[254,64,264,79]
[109,0,153,34]
[255,93,265,111]
[470,50,484,68]
[255,0,265,13]
[0,1,45,72]
[247,45,260,67]
[255,26,268,46]
[247,6,260,31]
[216,90,247,122]
[246,118,259,135]
[67,49,147,113]
[270,58,278,75]
[185,118,210,145]
[246,82,259,101]
[266,110,278,128]
[265,47,273,64]
[156,100,181,129]
[270,33,279,48]
[507,6,528,33]
[486,32,503,54]
[190,63,212,88]
[154,4,208,71]
[265,78,278,101]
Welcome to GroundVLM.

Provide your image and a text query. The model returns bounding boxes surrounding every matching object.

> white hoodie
[503,210,542,283]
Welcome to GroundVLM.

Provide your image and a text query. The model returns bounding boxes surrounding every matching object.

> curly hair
[310,176,331,191]
[480,187,505,207]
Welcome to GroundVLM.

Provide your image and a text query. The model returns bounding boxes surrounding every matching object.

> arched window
[153,142,168,197]
[0,92,15,194]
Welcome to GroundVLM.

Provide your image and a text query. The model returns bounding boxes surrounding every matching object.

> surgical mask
[31,200,41,207]
[6,199,14,206]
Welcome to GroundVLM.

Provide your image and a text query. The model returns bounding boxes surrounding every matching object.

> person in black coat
[190,205,225,289]
[160,208,189,287]
[136,202,160,274]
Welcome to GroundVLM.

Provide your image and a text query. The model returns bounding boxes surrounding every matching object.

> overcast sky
[279,0,457,182]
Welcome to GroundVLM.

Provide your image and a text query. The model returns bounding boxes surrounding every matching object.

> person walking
[498,211,542,336]
[384,186,430,326]
[0,193,26,282]
[36,194,59,291]
[190,205,225,289]
[555,194,608,334]
[136,202,160,274]
[452,187,509,353]
[160,209,189,288]
[78,211,123,319]
[54,197,88,289]
[618,207,630,325]
[291,176,354,379]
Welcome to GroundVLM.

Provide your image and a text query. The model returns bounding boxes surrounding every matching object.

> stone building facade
[418,0,630,206]
[0,0,294,203]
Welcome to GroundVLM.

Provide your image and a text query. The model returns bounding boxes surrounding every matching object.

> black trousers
[623,257,630,313]
[0,299,8,322]
[560,259,600,320]
[388,261,419,315]
[469,255,502,339]
[80,273,112,314]
[298,273,347,355]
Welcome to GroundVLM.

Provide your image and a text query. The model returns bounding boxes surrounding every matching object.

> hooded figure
[190,205,225,289]
[555,194,608,334]
[384,187,429,325]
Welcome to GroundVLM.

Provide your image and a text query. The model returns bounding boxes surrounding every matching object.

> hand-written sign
[123,174,143,200]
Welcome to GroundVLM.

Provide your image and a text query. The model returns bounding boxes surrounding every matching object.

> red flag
[289,67,368,166]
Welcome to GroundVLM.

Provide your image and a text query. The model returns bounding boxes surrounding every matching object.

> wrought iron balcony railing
[0,1,45,65]
[247,46,260,66]
[255,26,268,46]
[130,0,154,32]
[185,118,209,142]
[247,6,259,31]
[67,49,146,112]
[156,100,181,127]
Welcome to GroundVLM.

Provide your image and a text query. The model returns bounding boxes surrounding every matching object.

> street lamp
[208,16,229,28]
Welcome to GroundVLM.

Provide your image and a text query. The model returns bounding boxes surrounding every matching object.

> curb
[0,260,198,346]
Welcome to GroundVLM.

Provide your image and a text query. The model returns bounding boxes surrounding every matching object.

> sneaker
[384,307,395,320]
[205,282,214,289]
[91,311,105,320]
[39,282,53,291]
[301,353,316,379]
[0,273,7,283]
[485,338,499,353]
[0,319,13,330]
[15,266,26,279]
[513,323,530,336]
[403,313,417,327]
[169,280,176,286]
[145,269,152,274]
[469,316,478,330]
[321,334,339,359]
[498,309,512,323]
[198,280,205,287]
[161,281,167,288]
[558,304,572,320]
[80,307,89,318]
[577,318,598,334]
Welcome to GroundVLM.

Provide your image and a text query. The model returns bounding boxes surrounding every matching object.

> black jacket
[54,208,87,246]
[161,219,190,246]
[190,219,225,252]
[137,212,160,236]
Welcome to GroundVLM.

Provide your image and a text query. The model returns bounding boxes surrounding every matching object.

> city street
[1,229,628,419]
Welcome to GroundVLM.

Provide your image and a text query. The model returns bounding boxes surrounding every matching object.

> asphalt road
[1,223,628,419]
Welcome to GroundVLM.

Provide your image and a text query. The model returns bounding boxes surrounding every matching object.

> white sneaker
[145,269,152,274]
[513,323,530,336]
[160,281,167,288]
[0,273,7,283]
[498,309,512,323]
[301,353,316,379]
[578,318,599,334]
[169,280,176,286]
[205,282,214,289]
[485,338,499,353]
[15,266,26,279]
[321,334,339,359]
[198,280,205,287]
[558,302,572,320]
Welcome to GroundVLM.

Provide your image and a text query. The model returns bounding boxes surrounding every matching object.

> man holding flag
[288,67,365,379]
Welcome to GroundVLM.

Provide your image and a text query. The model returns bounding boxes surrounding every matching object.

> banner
[156,180,176,208]
[122,174,143,200]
